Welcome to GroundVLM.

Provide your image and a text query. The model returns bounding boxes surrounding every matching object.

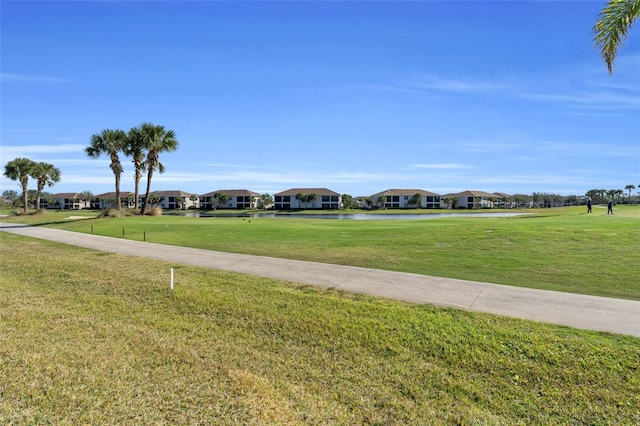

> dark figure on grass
[587,197,592,213]
[607,200,614,215]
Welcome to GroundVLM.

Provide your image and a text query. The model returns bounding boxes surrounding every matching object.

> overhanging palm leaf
[594,0,640,74]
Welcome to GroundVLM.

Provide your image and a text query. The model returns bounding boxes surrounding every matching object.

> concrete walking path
[1,221,639,337]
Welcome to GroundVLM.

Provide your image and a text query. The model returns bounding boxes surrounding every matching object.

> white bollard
[170,268,174,290]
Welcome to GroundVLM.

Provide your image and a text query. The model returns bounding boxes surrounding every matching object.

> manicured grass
[6,205,638,300]
[1,233,638,424]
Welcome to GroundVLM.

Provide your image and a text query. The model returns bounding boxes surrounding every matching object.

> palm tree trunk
[36,181,45,211]
[134,170,141,212]
[115,174,122,210]
[21,181,28,214]
[141,168,154,215]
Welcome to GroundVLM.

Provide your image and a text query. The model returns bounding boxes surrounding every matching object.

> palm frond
[593,0,640,74]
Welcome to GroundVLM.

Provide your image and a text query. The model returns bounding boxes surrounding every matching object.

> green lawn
[4,205,639,300]
[1,233,638,424]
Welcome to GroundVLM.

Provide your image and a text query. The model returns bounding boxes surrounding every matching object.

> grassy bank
[1,233,638,424]
[5,205,639,300]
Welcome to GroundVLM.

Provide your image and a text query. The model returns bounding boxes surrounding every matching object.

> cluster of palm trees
[85,122,179,215]
[586,186,637,204]
[3,158,61,214]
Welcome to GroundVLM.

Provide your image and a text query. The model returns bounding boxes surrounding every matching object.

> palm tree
[3,157,36,213]
[30,162,61,211]
[138,123,179,215]
[86,129,127,209]
[593,0,640,74]
[125,126,147,212]
[625,184,636,203]
[260,193,273,209]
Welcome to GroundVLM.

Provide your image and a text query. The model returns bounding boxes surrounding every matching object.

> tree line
[2,122,178,215]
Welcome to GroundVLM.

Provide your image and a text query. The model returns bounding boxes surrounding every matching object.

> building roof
[149,190,198,197]
[200,189,261,197]
[370,188,440,198]
[94,191,134,198]
[442,190,505,198]
[51,193,82,198]
[274,188,340,196]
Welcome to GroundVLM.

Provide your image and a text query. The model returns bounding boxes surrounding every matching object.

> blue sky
[1,1,639,198]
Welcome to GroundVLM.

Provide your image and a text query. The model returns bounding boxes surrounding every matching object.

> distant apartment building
[274,188,342,210]
[370,189,441,209]
[199,189,261,209]
[142,190,200,210]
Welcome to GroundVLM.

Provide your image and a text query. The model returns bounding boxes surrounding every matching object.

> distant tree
[306,193,317,207]
[565,195,579,206]
[361,197,371,209]
[189,195,198,209]
[294,193,317,209]
[625,184,636,203]
[259,193,273,209]
[147,194,162,206]
[377,195,387,209]
[473,197,482,209]
[409,193,422,208]
[487,196,498,209]
[4,157,37,214]
[78,191,94,208]
[86,129,127,210]
[30,162,61,211]
[26,189,38,209]
[341,194,354,210]
[40,191,54,207]
[442,197,456,209]
[615,189,624,203]
[137,123,179,215]
[531,192,542,208]
[2,190,19,207]
[212,192,230,209]
[593,0,639,74]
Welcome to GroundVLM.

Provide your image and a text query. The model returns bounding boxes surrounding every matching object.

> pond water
[171,212,530,220]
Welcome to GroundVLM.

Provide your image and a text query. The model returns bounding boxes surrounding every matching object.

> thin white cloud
[1,72,70,84]
[0,144,86,158]
[404,74,509,94]
[409,163,474,170]
[366,71,639,112]
[520,91,640,109]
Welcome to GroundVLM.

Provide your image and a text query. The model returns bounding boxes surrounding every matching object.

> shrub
[98,208,137,218]
[146,206,163,216]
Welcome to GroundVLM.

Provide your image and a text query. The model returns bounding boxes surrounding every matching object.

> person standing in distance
[587,197,592,213]
[607,200,614,215]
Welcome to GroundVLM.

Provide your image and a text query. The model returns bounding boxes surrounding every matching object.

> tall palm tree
[3,157,37,213]
[31,162,61,211]
[138,123,179,215]
[594,0,640,74]
[624,184,636,202]
[124,126,147,212]
[85,129,127,209]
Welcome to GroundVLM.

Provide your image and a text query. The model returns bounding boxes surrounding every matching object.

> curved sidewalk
[2,222,639,337]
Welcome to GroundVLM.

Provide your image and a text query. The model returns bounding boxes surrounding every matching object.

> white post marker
[170,268,174,290]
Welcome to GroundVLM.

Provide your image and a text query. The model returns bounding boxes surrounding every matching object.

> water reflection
[171,212,529,220]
